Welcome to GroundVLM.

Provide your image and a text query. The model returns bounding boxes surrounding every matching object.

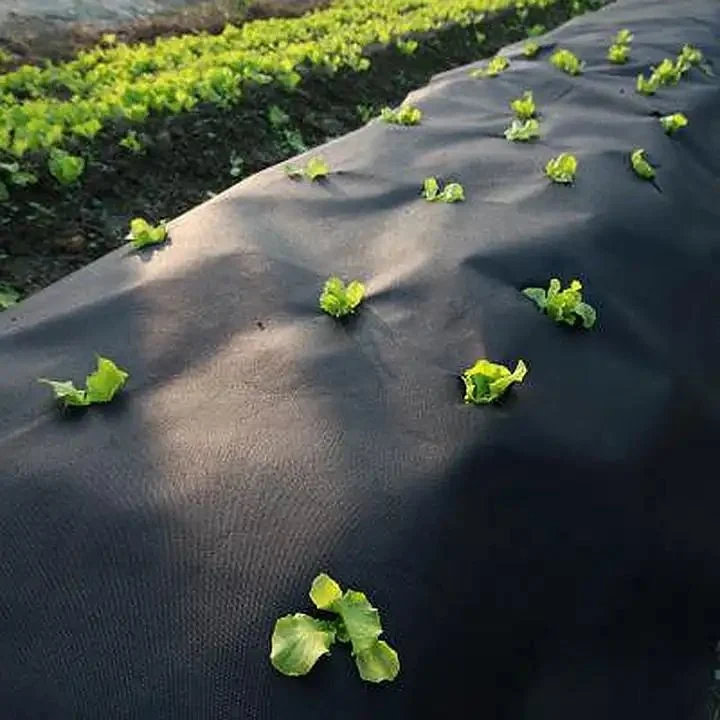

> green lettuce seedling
[608,44,630,64]
[48,149,85,185]
[270,573,400,683]
[319,276,365,318]
[504,118,540,142]
[470,55,509,78]
[285,156,330,181]
[630,148,655,180]
[119,130,145,154]
[461,359,527,405]
[614,29,634,45]
[550,49,584,76]
[129,217,168,249]
[38,355,129,408]
[636,73,659,95]
[545,153,578,184]
[0,283,20,310]
[523,41,540,58]
[510,91,536,120]
[380,104,422,126]
[422,177,465,203]
[523,278,596,328]
[659,112,688,135]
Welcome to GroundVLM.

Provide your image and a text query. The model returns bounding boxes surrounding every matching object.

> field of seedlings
[0,0,601,305]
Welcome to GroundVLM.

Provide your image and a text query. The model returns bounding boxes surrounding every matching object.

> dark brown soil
[0,0,605,303]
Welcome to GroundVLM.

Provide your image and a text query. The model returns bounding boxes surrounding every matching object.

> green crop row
[0,0,559,166]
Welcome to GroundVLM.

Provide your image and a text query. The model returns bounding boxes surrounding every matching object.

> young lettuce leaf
[461,359,527,405]
[48,149,85,185]
[522,278,596,328]
[285,156,330,181]
[523,41,540,58]
[0,283,20,310]
[470,55,509,78]
[270,614,337,677]
[422,177,465,203]
[38,355,129,407]
[271,573,400,683]
[659,112,688,135]
[504,118,540,142]
[319,276,365,318]
[545,153,578,184]
[510,91,536,120]
[129,217,167,249]
[630,148,656,180]
[550,49,584,76]
[380,104,422,126]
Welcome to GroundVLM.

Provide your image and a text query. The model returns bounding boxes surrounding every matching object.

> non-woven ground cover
[1,0,720,718]
[0,0,600,300]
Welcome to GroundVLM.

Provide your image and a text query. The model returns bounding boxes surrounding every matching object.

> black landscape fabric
[2,0,720,717]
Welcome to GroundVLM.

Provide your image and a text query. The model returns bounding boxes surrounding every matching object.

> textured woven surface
[1,0,720,716]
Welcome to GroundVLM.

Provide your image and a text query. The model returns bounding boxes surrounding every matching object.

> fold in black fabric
[2,0,720,717]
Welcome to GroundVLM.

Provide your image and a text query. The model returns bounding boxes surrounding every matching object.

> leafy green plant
[608,43,630,64]
[613,29,633,45]
[636,44,706,95]
[527,24,545,37]
[119,130,145,154]
[0,160,38,200]
[630,148,655,180]
[319,276,365,318]
[461,359,527,405]
[380,104,422,125]
[635,73,659,95]
[38,355,129,408]
[285,156,330,181]
[545,153,578,184]
[270,573,400,683]
[503,118,540,142]
[659,112,688,135]
[510,91,536,120]
[47,149,85,185]
[268,104,290,128]
[522,278,596,328]
[523,41,540,58]
[470,55,509,78]
[550,48,584,75]
[128,217,168,249]
[422,177,465,203]
[0,283,20,310]
[395,38,418,55]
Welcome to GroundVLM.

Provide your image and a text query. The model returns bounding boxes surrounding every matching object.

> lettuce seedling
[545,153,578,184]
[510,91,536,120]
[270,573,400,683]
[285,156,330,181]
[523,278,596,328]
[461,359,527,404]
[395,38,418,55]
[630,148,655,180]
[470,55,509,78]
[659,112,688,135]
[380,104,422,125]
[608,44,630,64]
[38,355,129,408]
[319,276,365,318]
[636,73,659,95]
[129,217,168,249]
[119,130,145,154]
[422,177,465,203]
[523,41,540,58]
[48,149,85,185]
[504,118,540,142]
[0,283,20,310]
[550,49,584,76]
[614,29,634,45]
